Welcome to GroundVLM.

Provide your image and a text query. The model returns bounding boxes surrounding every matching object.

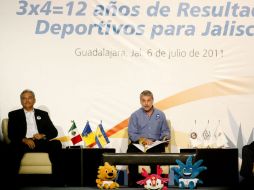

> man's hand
[139,137,153,146]
[33,133,46,140]
[22,138,35,149]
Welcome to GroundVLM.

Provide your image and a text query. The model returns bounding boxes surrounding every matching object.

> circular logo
[190,132,197,139]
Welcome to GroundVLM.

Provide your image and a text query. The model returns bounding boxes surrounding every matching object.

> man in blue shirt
[127,90,170,187]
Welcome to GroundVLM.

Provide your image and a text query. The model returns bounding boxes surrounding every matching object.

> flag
[68,121,82,145]
[82,121,95,146]
[95,123,110,148]
[214,120,228,148]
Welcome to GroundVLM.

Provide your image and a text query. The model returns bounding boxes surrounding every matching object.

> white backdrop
[1,1,254,156]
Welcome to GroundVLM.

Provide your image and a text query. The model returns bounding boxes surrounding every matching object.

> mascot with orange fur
[96,162,119,189]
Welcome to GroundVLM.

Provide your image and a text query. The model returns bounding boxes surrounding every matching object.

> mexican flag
[68,121,82,145]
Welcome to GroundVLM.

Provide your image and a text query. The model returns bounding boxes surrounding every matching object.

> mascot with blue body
[172,156,207,189]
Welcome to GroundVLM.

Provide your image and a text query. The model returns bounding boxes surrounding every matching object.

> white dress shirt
[24,109,39,138]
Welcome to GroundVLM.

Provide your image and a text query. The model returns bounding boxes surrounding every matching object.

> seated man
[8,89,63,187]
[127,90,170,187]
[240,141,254,187]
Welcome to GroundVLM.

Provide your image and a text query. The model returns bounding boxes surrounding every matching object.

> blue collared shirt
[128,107,170,142]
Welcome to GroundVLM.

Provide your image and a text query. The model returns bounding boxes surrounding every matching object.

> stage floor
[19,187,243,190]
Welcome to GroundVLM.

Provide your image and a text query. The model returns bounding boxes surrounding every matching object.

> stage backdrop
[1,1,254,161]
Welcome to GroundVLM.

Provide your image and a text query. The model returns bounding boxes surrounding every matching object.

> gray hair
[140,90,154,100]
[20,89,35,99]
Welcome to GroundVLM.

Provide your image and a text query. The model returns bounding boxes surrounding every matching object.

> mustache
[143,106,153,112]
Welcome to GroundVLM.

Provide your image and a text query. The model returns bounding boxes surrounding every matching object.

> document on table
[133,140,170,153]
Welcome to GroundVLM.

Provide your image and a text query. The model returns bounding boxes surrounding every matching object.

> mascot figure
[137,165,169,190]
[96,162,119,189]
[172,156,207,189]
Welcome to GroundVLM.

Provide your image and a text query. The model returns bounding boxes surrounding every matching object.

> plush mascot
[172,156,207,189]
[136,165,169,190]
[96,162,119,189]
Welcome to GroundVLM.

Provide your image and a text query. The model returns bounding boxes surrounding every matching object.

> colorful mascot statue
[172,156,207,189]
[96,162,119,189]
[136,165,169,190]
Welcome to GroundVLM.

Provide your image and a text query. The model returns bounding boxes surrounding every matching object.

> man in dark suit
[240,141,254,188]
[8,89,63,187]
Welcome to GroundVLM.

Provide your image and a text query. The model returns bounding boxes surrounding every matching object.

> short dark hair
[20,89,35,99]
[140,90,154,99]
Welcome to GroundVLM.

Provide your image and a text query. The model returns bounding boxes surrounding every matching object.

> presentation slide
[1,1,254,155]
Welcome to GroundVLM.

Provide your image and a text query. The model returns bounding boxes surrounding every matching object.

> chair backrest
[1,119,11,144]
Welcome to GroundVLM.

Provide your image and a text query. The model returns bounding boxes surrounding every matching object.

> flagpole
[84,120,88,148]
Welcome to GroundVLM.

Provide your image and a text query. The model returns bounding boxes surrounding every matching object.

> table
[103,152,195,165]
[180,148,239,187]
[62,147,115,187]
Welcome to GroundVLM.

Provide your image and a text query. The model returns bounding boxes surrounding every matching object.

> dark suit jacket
[8,109,58,144]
